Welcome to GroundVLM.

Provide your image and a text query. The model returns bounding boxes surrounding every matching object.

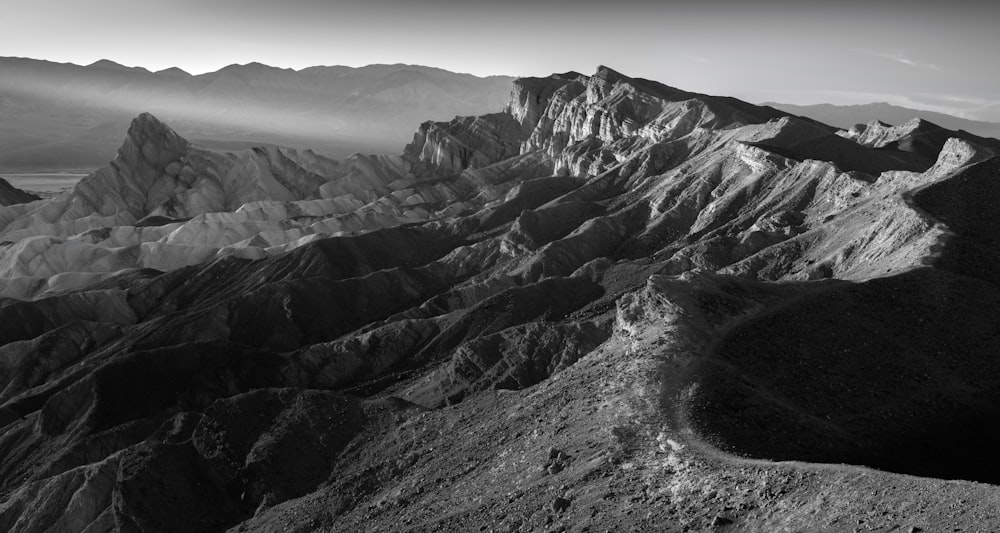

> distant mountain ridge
[0,57,514,172]
[764,101,1000,140]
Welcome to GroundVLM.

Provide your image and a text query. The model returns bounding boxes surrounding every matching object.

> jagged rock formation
[0,113,482,298]
[5,66,1000,532]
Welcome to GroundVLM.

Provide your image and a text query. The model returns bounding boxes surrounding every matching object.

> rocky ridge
[765,100,1000,139]
[3,66,1000,532]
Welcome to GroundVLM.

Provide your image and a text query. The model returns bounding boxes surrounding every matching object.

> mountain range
[767,101,1000,139]
[3,65,1000,532]
[0,57,513,172]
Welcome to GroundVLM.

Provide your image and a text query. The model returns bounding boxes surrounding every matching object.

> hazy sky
[5,0,1000,120]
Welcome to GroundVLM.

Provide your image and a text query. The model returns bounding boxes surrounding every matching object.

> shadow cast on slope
[687,157,1000,484]
[689,268,1000,483]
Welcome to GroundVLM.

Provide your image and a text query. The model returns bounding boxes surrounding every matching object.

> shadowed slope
[691,268,1000,482]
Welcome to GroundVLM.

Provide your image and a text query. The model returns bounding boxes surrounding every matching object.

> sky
[4,0,1000,120]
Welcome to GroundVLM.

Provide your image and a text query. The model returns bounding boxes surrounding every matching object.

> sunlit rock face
[6,67,1000,532]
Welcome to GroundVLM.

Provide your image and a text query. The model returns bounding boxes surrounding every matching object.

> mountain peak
[552,71,583,80]
[902,117,940,130]
[130,112,172,133]
[593,64,626,79]
[216,62,293,75]
[589,65,637,90]
[87,59,133,71]
[119,113,189,167]
[155,66,191,77]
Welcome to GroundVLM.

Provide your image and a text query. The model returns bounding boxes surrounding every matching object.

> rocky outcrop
[405,113,524,176]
